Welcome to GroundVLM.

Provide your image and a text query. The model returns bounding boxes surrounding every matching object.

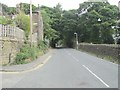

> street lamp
[74,32,78,49]
[98,18,101,22]
[98,18,102,42]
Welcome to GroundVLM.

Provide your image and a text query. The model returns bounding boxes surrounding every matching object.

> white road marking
[71,56,79,62]
[82,65,110,88]
[66,51,79,62]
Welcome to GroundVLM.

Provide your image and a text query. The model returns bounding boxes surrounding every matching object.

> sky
[0,0,119,10]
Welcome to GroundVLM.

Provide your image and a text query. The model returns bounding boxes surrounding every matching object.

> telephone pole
[30,0,33,47]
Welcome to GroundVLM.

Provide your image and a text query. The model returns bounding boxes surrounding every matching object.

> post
[74,32,78,49]
[30,0,33,47]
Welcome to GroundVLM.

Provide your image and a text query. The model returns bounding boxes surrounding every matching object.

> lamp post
[30,0,33,47]
[74,32,78,49]
[98,18,102,42]
[98,18,101,22]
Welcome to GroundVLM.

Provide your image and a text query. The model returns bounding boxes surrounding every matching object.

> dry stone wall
[78,43,120,64]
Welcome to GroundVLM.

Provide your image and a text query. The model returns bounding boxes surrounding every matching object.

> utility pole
[30,0,33,47]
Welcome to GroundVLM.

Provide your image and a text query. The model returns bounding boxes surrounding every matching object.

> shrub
[15,53,28,64]
[38,40,48,51]
[15,40,49,64]
[15,44,37,64]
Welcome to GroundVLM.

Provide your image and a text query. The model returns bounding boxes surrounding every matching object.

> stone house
[32,10,43,42]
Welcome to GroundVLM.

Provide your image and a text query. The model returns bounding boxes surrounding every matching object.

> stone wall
[78,43,120,64]
[0,38,24,65]
[0,24,25,65]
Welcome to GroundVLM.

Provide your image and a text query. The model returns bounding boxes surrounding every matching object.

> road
[1,49,118,88]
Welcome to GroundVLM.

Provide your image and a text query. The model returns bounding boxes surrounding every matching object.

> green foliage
[15,12,30,37]
[15,41,48,64]
[1,2,119,47]
[0,16,13,25]
[40,2,119,47]
[15,53,28,63]
[41,6,60,47]
[38,40,48,51]
[0,16,8,24]
[19,3,37,14]
[75,2,119,44]
[2,4,16,15]
[15,44,38,64]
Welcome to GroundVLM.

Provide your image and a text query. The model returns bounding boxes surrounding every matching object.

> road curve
[2,49,118,88]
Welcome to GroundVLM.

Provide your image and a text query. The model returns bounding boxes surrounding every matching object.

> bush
[15,40,49,64]
[15,44,37,64]
[38,41,48,51]
[15,53,28,64]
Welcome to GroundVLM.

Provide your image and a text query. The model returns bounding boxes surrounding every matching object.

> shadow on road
[55,47,73,49]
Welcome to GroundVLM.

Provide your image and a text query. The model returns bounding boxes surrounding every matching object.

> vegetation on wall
[15,41,48,64]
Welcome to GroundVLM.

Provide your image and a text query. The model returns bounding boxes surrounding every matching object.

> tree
[40,2,119,47]
[76,2,119,44]
[41,6,59,47]
[2,4,16,15]
[15,12,30,38]
[18,3,37,14]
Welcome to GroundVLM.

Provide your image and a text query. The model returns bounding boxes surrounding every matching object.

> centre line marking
[66,51,79,62]
[82,65,110,88]
[72,56,79,62]
[70,55,79,62]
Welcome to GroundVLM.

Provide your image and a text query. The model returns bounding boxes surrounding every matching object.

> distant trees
[1,2,119,47]
[40,6,60,47]
[2,4,16,15]
[0,4,16,25]
[17,3,37,14]
[75,2,119,44]
[44,2,119,47]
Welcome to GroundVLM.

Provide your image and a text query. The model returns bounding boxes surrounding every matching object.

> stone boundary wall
[78,43,120,64]
[0,24,25,65]
[0,24,38,65]
[0,38,24,65]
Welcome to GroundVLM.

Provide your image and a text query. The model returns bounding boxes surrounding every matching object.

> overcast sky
[0,0,119,10]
